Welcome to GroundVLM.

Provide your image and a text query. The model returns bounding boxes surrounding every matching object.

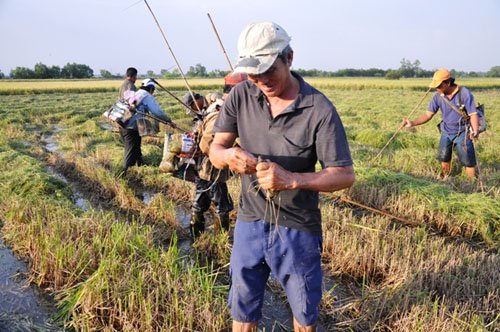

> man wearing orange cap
[403,68,480,179]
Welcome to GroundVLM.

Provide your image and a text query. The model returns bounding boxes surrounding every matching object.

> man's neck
[266,73,300,118]
[444,84,459,98]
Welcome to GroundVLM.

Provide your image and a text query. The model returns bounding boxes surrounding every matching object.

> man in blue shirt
[403,68,480,179]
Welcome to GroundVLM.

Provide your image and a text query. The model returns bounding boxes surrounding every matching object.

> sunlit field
[1,77,499,94]
[0,77,498,331]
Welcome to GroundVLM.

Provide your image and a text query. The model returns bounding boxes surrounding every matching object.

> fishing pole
[469,131,485,192]
[151,78,202,119]
[142,0,202,113]
[371,87,432,163]
[135,110,188,133]
[207,13,234,72]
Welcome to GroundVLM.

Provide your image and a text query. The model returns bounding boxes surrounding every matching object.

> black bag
[475,103,486,133]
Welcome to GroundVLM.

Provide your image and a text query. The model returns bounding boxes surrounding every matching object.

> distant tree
[295,68,324,77]
[207,69,228,78]
[34,62,51,79]
[10,66,35,79]
[146,70,156,78]
[398,58,423,78]
[61,63,93,78]
[187,64,207,77]
[385,70,401,80]
[486,66,500,77]
[49,65,61,78]
[30,63,60,79]
[162,68,181,79]
[0,70,4,79]
[160,69,169,77]
[100,69,114,78]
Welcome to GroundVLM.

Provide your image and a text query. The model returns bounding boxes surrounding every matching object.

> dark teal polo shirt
[214,72,352,234]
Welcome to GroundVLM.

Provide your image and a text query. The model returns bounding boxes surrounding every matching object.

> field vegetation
[0,77,498,331]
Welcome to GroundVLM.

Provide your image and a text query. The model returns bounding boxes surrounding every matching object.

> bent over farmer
[403,68,481,179]
[209,21,355,331]
[187,73,248,239]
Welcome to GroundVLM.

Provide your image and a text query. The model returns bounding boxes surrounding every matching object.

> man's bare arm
[209,132,258,174]
[403,111,435,127]
[256,162,355,193]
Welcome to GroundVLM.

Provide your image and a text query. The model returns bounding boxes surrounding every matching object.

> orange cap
[224,72,248,86]
[429,68,451,88]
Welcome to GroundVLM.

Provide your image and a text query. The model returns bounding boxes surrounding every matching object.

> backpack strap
[439,89,468,122]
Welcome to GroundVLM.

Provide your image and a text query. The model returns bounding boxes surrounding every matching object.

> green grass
[0,78,498,330]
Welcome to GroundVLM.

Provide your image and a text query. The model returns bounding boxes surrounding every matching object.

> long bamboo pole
[142,0,202,113]
[207,13,234,72]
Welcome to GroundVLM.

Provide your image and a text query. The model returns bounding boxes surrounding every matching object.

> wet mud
[0,236,60,331]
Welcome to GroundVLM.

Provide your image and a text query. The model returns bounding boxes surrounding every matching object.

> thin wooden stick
[143,0,201,112]
[207,13,234,71]
[371,87,432,163]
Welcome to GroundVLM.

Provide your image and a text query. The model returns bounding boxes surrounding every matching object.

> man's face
[190,98,204,112]
[436,80,451,94]
[248,56,290,98]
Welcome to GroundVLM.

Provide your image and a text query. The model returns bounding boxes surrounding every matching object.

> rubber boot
[190,212,205,239]
[215,213,230,234]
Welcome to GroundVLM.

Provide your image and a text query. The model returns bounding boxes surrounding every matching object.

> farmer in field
[120,78,171,174]
[184,75,247,238]
[403,68,480,179]
[209,22,355,331]
[119,67,137,98]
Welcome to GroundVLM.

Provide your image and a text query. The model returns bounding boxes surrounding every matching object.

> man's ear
[287,50,294,67]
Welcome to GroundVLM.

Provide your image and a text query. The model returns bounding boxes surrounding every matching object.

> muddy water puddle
[0,236,60,331]
[46,166,91,212]
[40,126,65,153]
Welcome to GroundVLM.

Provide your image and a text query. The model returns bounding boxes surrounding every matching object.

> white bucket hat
[233,21,291,75]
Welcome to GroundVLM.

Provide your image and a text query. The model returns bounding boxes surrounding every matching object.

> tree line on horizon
[2,59,500,80]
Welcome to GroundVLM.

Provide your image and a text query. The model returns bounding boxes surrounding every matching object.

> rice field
[0,77,498,331]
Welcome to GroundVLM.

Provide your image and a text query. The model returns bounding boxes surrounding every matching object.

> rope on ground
[330,194,422,227]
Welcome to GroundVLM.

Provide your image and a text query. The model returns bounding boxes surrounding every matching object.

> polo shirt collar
[439,85,460,99]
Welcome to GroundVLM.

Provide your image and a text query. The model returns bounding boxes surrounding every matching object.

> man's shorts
[437,131,476,167]
[228,219,323,326]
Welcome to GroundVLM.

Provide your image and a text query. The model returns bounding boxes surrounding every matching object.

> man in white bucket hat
[209,21,355,331]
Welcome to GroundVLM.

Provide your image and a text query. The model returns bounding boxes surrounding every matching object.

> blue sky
[0,0,499,76]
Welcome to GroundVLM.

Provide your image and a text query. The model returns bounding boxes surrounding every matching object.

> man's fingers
[256,161,270,171]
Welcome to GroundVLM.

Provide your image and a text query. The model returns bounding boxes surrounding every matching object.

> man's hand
[469,128,479,141]
[256,159,294,191]
[226,147,258,174]
[402,118,413,128]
